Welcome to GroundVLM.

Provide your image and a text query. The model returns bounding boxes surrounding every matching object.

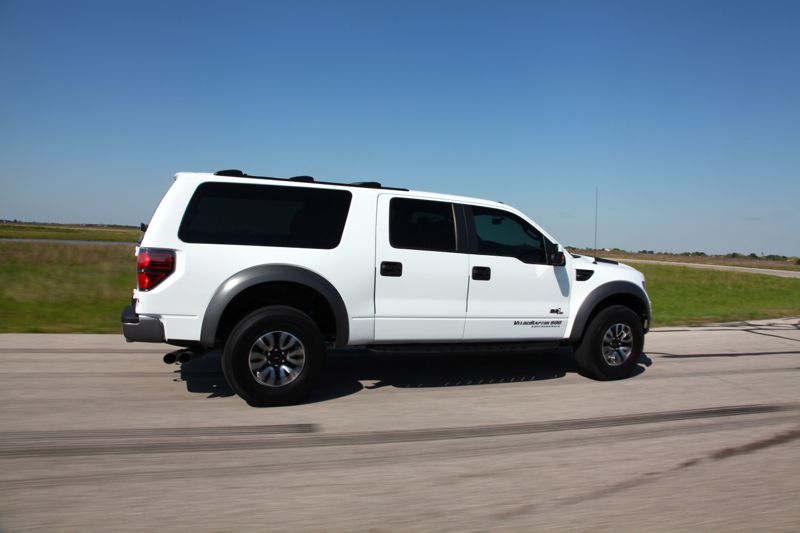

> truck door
[373,195,469,341]
[463,204,571,340]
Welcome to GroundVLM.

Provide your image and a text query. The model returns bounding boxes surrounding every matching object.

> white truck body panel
[130,171,649,346]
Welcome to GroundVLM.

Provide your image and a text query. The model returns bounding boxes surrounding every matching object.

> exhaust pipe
[163,349,202,365]
[177,351,194,363]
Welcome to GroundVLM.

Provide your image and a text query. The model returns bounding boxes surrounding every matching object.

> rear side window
[179,182,352,248]
[390,198,457,252]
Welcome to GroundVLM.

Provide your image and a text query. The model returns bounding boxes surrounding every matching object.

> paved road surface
[621,258,800,278]
[1,319,799,531]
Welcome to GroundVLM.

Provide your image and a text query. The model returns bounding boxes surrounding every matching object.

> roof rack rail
[211,170,408,191]
[214,169,246,177]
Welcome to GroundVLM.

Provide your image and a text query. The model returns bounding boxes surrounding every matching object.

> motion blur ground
[1,319,799,531]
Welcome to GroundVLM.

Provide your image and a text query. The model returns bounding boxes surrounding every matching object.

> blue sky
[1,0,798,255]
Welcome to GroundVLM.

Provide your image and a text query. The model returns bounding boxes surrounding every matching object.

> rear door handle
[380,261,403,277]
[472,266,491,281]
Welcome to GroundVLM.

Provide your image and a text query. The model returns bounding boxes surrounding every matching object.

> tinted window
[390,198,457,252]
[179,182,352,248]
[471,206,545,264]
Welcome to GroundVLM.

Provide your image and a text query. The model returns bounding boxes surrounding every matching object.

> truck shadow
[171,351,234,398]
[172,348,652,404]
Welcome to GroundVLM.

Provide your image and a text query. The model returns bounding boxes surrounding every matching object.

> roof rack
[211,169,408,191]
[214,169,246,177]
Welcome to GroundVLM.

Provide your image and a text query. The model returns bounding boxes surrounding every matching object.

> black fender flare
[568,281,651,343]
[200,264,349,348]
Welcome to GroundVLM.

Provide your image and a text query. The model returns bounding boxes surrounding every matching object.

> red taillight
[137,249,175,291]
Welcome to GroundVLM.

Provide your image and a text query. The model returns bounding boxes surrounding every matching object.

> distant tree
[748,253,758,259]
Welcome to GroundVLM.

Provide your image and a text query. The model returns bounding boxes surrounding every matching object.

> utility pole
[593,186,598,258]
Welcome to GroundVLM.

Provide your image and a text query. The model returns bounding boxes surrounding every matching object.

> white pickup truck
[122,170,651,405]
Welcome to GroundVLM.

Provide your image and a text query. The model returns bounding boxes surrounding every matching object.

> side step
[366,341,562,354]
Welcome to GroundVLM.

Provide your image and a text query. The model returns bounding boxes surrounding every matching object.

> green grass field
[0,241,798,333]
[0,223,139,243]
[0,242,134,333]
[637,264,800,325]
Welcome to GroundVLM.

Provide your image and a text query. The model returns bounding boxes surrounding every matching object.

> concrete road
[1,319,799,532]
[621,258,800,278]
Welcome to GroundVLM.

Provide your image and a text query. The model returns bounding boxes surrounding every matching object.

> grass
[0,223,139,243]
[0,241,135,333]
[0,241,798,333]
[638,264,800,326]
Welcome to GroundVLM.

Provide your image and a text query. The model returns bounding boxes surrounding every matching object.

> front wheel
[222,306,325,406]
[574,305,644,380]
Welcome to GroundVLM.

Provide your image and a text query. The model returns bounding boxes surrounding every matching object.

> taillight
[137,248,175,291]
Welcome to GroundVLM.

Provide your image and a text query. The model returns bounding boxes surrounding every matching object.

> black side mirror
[551,250,566,267]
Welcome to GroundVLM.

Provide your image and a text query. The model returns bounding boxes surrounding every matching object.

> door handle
[380,261,403,277]
[472,266,491,281]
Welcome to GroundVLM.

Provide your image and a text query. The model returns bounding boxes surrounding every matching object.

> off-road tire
[222,306,325,406]
[574,305,643,380]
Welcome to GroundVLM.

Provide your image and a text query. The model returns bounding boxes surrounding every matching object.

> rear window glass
[389,198,457,252]
[179,182,352,248]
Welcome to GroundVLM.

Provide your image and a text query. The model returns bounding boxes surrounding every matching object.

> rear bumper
[121,303,166,343]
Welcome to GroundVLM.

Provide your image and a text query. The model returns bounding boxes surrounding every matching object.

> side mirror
[551,250,566,267]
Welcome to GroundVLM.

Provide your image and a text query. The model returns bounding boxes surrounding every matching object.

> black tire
[222,306,325,406]
[574,305,644,381]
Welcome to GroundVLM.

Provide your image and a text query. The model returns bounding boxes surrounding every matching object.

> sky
[1,0,798,255]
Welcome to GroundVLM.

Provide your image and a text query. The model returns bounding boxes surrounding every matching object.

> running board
[366,341,562,354]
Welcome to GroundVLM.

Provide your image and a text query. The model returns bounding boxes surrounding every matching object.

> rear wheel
[574,305,643,380]
[222,306,325,406]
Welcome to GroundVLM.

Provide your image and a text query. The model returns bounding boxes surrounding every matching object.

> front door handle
[472,266,491,281]
[380,261,403,277]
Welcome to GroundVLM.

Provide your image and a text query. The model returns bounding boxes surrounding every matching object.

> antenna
[593,186,598,261]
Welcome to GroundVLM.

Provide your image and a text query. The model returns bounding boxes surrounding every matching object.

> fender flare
[568,281,651,343]
[200,264,349,348]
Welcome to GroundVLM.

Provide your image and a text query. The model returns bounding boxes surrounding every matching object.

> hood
[570,253,636,272]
